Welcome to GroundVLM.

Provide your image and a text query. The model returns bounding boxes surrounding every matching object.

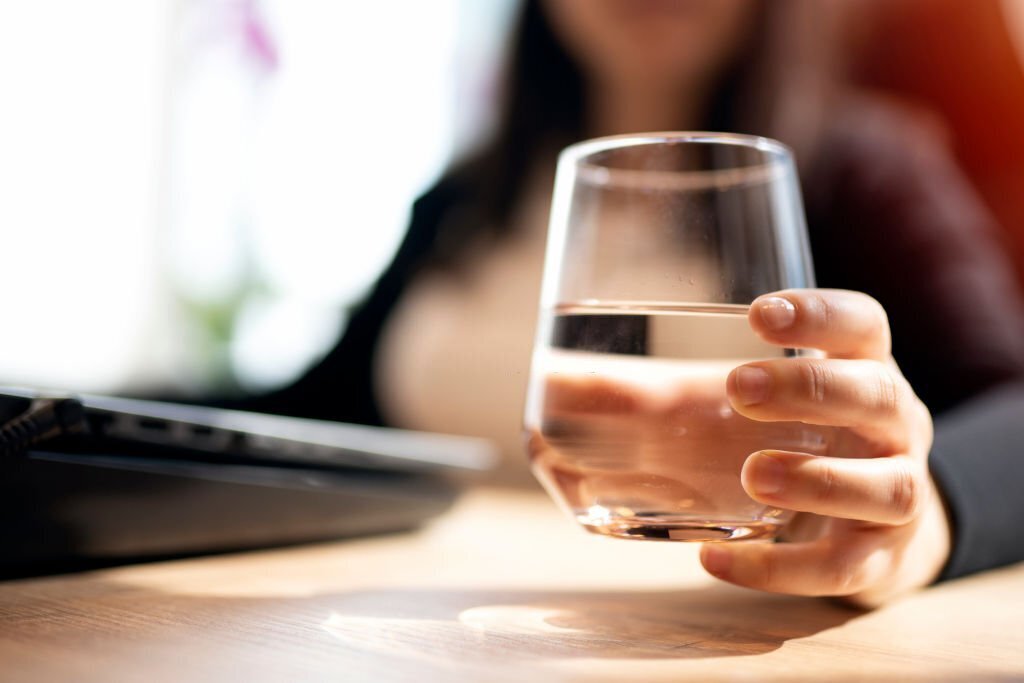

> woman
[254,0,1024,606]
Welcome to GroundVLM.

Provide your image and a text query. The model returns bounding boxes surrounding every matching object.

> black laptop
[0,387,497,577]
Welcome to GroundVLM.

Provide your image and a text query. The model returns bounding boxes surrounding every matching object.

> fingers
[741,450,928,525]
[750,289,891,361]
[726,357,918,435]
[700,534,891,597]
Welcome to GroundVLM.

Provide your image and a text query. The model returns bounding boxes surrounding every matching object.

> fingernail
[749,452,786,495]
[734,366,771,405]
[702,546,732,577]
[758,296,796,331]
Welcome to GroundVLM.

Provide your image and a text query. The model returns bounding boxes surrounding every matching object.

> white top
[375,169,553,484]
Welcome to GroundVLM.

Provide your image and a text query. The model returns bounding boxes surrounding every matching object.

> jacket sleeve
[930,382,1024,580]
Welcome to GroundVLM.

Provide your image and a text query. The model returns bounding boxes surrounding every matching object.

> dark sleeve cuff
[929,381,1024,582]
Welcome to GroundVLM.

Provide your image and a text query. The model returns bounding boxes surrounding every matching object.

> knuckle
[866,295,891,338]
[797,361,831,403]
[888,459,924,523]
[803,291,833,331]
[914,398,935,447]
[813,461,839,506]
[871,369,904,417]
[800,290,893,354]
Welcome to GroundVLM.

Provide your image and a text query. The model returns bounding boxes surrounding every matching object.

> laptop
[0,387,497,577]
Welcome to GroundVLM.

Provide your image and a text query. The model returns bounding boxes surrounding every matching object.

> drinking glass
[524,132,829,542]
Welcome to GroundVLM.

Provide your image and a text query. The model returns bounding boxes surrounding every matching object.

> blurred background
[2,0,1024,397]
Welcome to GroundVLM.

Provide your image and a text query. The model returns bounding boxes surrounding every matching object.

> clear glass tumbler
[524,132,829,542]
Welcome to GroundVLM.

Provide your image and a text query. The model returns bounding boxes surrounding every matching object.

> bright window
[0,0,516,395]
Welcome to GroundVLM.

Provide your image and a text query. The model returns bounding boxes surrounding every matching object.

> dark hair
[460,0,583,229]
[435,0,838,262]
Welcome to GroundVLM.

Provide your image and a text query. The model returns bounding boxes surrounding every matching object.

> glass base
[577,511,783,542]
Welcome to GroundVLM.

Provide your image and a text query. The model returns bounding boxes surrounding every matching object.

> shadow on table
[314,583,861,661]
[13,578,1015,680]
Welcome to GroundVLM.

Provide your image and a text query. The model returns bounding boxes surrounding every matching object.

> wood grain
[1,487,1022,682]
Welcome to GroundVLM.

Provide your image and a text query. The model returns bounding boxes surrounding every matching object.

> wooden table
[1,487,1022,682]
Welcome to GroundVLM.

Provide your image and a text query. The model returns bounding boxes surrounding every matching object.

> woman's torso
[370,103,1024,483]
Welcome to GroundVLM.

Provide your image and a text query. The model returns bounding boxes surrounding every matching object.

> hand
[699,289,952,608]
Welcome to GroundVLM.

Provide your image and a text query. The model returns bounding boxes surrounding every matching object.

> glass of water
[524,132,829,542]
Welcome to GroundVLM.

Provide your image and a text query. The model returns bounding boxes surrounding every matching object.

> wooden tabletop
[1,487,1022,682]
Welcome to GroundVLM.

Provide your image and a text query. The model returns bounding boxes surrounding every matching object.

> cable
[0,397,86,458]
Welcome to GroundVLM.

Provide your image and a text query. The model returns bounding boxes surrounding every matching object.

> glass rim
[561,131,794,163]
[560,132,794,192]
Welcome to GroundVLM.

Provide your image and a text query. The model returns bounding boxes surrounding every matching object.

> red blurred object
[848,0,1024,285]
